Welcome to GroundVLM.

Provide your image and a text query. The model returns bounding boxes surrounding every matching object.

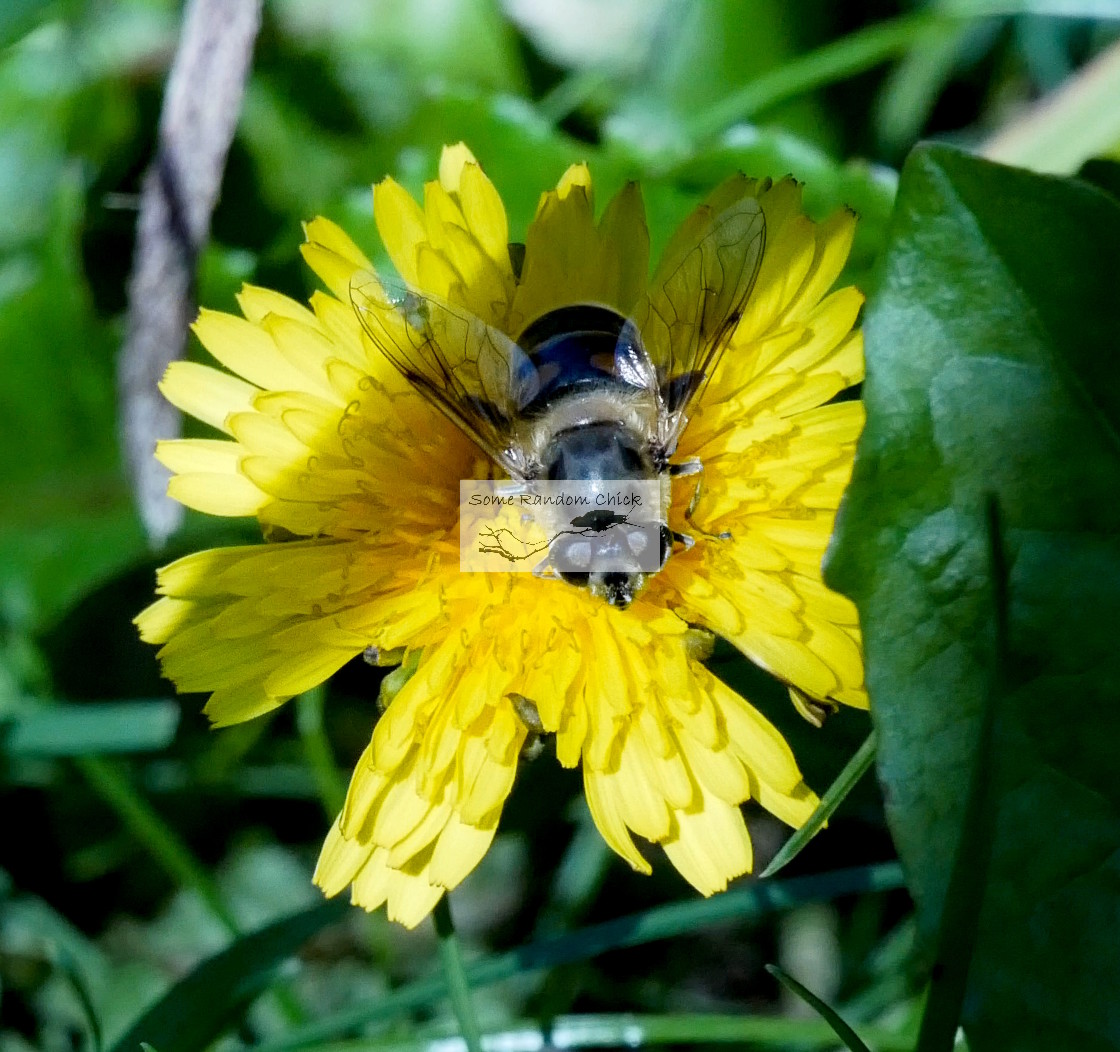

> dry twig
[119,0,262,544]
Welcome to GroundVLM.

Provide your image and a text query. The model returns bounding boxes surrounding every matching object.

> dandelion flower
[136,144,866,928]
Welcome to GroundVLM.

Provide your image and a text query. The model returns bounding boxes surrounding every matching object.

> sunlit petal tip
[387,877,445,930]
[313,820,370,898]
[556,161,592,197]
[438,141,479,191]
[157,361,257,435]
[235,283,317,327]
[302,214,369,257]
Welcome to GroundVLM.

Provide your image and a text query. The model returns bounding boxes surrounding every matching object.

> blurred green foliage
[1,2,1118,1052]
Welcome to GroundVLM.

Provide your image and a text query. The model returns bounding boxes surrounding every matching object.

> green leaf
[982,34,1120,174]
[0,165,146,629]
[106,901,346,1052]
[52,941,104,1052]
[0,890,109,1045]
[761,730,877,878]
[828,144,1120,1052]
[0,0,56,50]
[2,700,179,757]
[1078,156,1120,203]
[765,964,872,1052]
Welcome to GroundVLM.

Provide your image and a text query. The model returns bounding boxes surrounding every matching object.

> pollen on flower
[137,142,866,928]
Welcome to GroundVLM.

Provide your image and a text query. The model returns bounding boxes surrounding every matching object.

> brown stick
[119,0,262,544]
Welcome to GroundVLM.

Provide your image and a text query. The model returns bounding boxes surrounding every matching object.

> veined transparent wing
[350,272,540,478]
[631,189,765,452]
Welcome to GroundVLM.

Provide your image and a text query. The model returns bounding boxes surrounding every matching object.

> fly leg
[669,458,731,541]
[532,556,560,580]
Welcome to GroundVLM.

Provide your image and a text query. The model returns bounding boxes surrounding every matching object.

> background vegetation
[2,2,1118,1051]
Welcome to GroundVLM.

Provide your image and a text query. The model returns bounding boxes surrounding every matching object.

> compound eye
[626,528,650,556]
[552,536,592,574]
[565,540,592,569]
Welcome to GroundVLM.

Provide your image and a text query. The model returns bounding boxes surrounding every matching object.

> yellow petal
[781,207,858,325]
[386,867,444,929]
[134,596,192,644]
[438,142,478,192]
[314,818,371,897]
[203,680,285,727]
[557,162,591,197]
[430,813,498,888]
[159,362,257,435]
[155,438,241,476]
[237,284,318,327]
[662,787,753,895]
[458,160,510,268]
[597,180,650,312]
[373,177,427,286]
[167,472,267,517]
[584,767,653,874]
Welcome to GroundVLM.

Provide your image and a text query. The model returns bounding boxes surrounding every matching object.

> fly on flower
[137,144,868,927]
[348,191,765,608]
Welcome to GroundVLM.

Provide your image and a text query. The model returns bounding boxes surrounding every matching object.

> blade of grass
[538,69,610,125]
[76,755,239,935]
[295,685,346,818]
[766,964,873,1052]
[3,700,179,756]
[689,1,1117,143]
[761,729,878,877]
[433,898,483,1052]
[534,800,612,936]
[296,1011,917,1052]
[943,0,1120,15]
[982,36,1120,174]
[688,13,941,140]
[258,862,904,1052]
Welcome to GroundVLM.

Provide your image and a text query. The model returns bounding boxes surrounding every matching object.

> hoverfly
[351,181,765,608]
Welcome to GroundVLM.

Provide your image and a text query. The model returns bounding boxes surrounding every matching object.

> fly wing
[350,272,540,478]
[631,190,765,452]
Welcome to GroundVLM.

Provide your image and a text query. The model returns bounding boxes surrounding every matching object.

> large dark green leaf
[828,144,1120,1051]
